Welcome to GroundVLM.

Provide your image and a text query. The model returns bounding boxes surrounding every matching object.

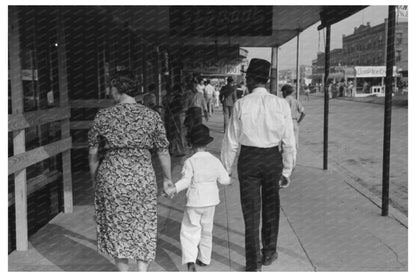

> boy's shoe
[196,259,208,266]
[187,262,197,272]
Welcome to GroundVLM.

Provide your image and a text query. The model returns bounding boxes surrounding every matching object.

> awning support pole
[323,25,331,170]
[382,6,396,216]
[296,30,300,99]
[271,46,279,96]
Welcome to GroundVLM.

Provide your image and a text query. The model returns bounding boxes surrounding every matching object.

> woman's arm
[88,147,99,189]
[157,149,173,193]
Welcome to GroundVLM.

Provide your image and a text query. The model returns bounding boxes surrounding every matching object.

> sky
[245,6,390,70]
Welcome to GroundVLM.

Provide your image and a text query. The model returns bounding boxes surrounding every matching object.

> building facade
[312,20,408,78]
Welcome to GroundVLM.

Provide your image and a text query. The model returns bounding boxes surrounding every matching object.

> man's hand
[279,175,290,189]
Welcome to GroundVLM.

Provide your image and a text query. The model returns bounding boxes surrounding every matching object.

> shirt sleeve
[281,100,297,178]
[175,159,193,193]
[152,112,170,151]
[88,110,103,148]
[221,101,240,174]
[217,160,231,185]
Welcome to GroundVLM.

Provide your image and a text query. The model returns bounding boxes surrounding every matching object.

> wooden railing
[8,8,73,251]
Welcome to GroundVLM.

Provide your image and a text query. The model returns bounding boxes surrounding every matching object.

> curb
[331,162,408,228]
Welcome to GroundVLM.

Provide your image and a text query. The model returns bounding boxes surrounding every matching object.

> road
[298,95,408,215]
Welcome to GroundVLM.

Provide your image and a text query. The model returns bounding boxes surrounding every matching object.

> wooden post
[9,7,29,251]
[57,8,73,213]
[270,46,279,96]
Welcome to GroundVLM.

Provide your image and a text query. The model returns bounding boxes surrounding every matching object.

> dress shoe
[262,252,278,266]
[187,262,197,271]
[245,267,262,272]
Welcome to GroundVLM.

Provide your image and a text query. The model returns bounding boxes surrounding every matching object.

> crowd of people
[88,58,306,272]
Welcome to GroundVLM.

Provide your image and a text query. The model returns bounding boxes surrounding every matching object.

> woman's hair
[110,71,139,97]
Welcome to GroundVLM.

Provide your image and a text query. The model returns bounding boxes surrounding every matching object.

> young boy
[165,124,231,271]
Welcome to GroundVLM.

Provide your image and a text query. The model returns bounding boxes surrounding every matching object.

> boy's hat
[189,124,214,146]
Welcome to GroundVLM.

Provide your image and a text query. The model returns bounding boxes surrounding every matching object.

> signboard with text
[169,6,272,36]
[183,60,242,75]
[355,66,398,78]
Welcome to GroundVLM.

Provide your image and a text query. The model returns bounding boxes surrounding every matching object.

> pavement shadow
[156,214,245,271]
[30,224,117,271]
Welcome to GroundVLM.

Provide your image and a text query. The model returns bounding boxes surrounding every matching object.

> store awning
[95,6,367,47]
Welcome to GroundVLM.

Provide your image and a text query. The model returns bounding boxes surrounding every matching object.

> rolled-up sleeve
[281,101,296,178]
[175,159,193,193]
[152,112,169,151]
[88,111,103,148]
[221,102,240,174]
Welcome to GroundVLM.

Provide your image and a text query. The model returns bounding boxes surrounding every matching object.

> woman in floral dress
[88,71,173,271]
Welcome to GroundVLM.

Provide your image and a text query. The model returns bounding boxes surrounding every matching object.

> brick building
[312,20,408,80]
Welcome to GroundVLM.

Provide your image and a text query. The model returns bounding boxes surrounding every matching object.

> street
[299,95,408,215]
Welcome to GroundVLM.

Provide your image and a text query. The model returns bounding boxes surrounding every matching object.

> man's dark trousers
[237,145,282,270]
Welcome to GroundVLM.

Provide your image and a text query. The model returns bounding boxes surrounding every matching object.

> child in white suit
[165,124,231,271]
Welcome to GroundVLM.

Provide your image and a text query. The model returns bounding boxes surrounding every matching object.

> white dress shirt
[175,151,231,207]
[220,87,296,177]
[204,84,215,98]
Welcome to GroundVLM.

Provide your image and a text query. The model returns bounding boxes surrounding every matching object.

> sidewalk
[310,92,408,107]
[8,107,408,271]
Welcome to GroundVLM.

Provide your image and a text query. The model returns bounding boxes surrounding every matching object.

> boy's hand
[164,183,177,198]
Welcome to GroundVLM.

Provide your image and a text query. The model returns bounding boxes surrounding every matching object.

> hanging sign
[170,6,272,36]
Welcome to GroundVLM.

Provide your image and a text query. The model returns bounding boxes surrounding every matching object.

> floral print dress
[88,103,169,261]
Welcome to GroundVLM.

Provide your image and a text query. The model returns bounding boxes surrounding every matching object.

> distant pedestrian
[221,58,296,271]
[214,87,220,108]
[184,77,208,145]
[282,84,306,154]
[304,84,310,101]
[165,125,231,271]
[143,83,157,111]
[219,76,237,132]
[204,79,215,116]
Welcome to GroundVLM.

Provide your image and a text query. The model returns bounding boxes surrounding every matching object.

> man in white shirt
[221,58,296,271]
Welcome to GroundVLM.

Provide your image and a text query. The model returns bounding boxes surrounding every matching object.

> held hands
[278,175,290,189]
[163,178,176,199]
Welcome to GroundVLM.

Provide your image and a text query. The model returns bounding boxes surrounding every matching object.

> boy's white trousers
[180,206,216,265]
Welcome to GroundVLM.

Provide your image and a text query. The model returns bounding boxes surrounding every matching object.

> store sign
[169,6,272,36]
[183,60,242,75]
[397,5,408,18]
[355,66,397,77]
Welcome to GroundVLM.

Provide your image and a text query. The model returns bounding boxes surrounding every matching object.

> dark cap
[281,84,294,94]
[241,58,271,80]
